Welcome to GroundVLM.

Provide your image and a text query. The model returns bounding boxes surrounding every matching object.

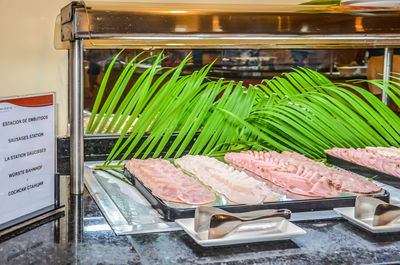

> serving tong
[355,196,400,226]
[194,206,291,239]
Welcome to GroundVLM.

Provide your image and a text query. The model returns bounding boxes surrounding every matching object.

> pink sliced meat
[174,155,279,204]
[309,177,337,197]
[267,171,327,197]
[225,150,380,197]
[225,151,337,198]
[326,147,400,179]
[329,172,381,194]
[125,158,216,205]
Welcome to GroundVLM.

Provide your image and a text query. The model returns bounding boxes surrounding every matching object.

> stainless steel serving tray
[84,162,181,235]
[84,161,400,235]
[123,163,390,221]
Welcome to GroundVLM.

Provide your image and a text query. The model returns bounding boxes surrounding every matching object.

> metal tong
[355,196,400,226]
[194,206,291,239]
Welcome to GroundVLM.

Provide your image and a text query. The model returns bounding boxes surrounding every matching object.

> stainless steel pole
[382,48,393,106]
[68,194,83,265]
[69,40,84,194]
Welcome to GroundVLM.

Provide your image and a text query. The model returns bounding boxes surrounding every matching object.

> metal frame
[383,48,394,105]
[69,40,84,194]
[60,1,400,194]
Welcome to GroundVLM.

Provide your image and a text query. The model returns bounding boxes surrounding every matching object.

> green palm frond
[86,49,124,133]
[87,50,400,165]
[90,52,147,134]
[300,0,341,5]
[220,70,400,158]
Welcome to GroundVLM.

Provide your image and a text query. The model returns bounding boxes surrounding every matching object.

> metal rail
[69,40,84,195]
[79,35,400,49]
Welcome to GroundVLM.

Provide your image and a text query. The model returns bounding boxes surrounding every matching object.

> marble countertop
[1,176,400,265]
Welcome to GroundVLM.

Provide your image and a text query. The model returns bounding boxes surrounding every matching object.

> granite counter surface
[1,176,400,265]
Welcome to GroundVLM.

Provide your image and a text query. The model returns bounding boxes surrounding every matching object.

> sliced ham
[367,146,400,158]
[326,147,400,179]
[230,163,316,200]
[174,155,279,204]
[225,150,381,197]
[125,158,216,205]
[329,172,381,194]
[225,151,336,198]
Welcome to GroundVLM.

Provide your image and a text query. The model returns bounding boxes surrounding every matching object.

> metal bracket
[61,1,84,42]
[61,1,83,24]
[61,23,74,42]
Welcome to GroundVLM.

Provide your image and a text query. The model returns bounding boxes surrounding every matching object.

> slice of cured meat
[234,166,317,200]
[224,151,336,198]
[329,172,381,194]
[326,147,400,178]
[225,150,381,197]
[125,158,216,205]
[174,155,280,204]
[281,151,382,194]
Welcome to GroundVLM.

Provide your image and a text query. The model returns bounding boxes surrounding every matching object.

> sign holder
[0,93,64,239]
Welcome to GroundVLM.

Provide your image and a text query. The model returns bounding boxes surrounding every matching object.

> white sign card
[0,94,56,230]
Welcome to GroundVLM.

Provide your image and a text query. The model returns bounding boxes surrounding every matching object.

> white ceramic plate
[175,217,306,247]
[334,207,400,233]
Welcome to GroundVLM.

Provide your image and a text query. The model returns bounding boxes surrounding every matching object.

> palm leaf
[105,54,193,164]
[86,51,400,165]
[93,53,145,134]
[86,50,124,133]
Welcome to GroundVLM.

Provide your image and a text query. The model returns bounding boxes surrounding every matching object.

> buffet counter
[1,175,400,265]
[3,2,395,264]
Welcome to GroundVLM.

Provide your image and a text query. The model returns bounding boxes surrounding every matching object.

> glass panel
[83,48,394,135]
